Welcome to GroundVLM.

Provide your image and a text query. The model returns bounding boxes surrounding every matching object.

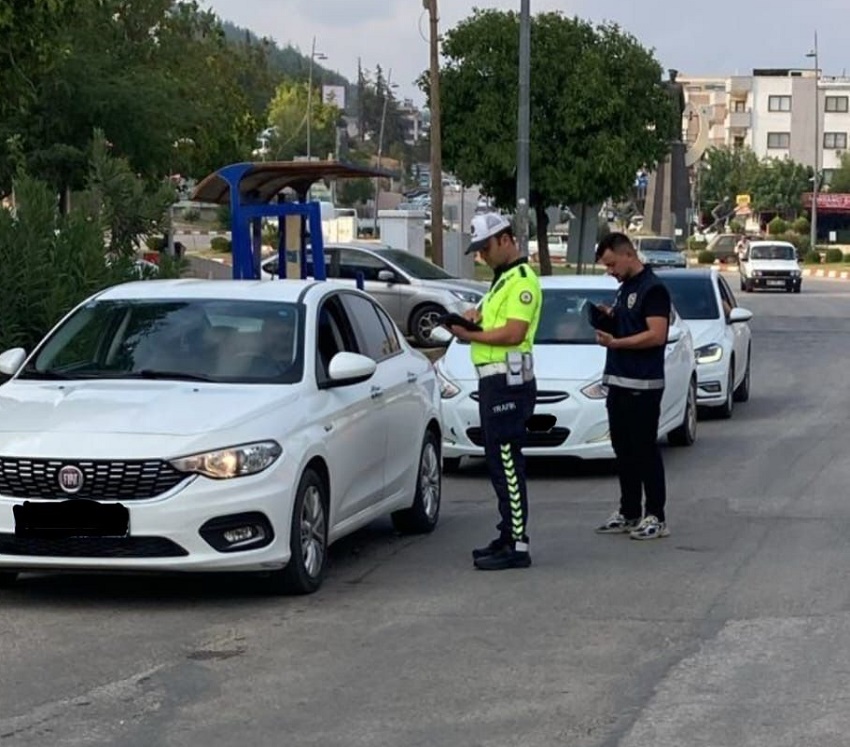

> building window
[822,169,835,186]
[825,96,849,113]
[824,132,847,149]
[767,132,790,149]
[768,96,792,112]
[732,100,746,113]
[733,136,745,149]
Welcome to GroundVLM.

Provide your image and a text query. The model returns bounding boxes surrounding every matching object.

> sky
[203,0,849,107]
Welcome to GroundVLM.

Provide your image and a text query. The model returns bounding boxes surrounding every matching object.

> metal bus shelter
[191,161,393,281]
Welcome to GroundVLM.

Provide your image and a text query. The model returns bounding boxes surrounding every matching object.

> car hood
[748,259,799,271]
[0,380,298,438]
[440,342,606,383]
[642,250,684,262]
[680,318,724,349]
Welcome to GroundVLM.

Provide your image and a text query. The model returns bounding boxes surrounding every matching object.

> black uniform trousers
[606,385,666,522]
[477,373,537,545]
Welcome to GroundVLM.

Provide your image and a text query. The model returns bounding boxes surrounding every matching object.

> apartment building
[682,69,850,185]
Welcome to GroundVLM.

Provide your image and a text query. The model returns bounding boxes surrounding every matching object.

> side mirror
[427,326,454,345]
[667,326,683,344]
[323,352,377,388]
[728,307,753,324]
[0,348,27,377]
[377,270,396,284]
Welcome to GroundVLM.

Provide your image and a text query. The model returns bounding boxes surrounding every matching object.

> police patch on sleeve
[520,290,533,305]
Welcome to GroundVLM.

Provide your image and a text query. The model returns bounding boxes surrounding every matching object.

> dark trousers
[477,374,536,544]
[606,385,666,522]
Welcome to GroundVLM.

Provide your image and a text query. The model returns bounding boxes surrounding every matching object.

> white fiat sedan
[0,280,442,594]
[436,275,698,468]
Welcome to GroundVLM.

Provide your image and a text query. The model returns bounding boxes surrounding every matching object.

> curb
[175,230,231,237]
[802,268,850,280]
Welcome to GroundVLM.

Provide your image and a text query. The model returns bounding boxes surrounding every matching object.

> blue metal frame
[218,162,326,281]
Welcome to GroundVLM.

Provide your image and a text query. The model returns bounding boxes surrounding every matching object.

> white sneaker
[595,511,640,534]
[629,515,669,540]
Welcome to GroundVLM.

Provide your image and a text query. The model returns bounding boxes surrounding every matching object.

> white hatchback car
[436,275,698,467]
[658,269,753,418]
[0,280,442,594]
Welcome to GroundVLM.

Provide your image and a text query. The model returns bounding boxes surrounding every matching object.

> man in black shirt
[592,233,672,540]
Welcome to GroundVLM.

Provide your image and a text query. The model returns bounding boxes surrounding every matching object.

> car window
[340,293,401,362]
[750,244,796,261]
[535,289,617,344]
[315,295,360,383]
[659,276,720,320]
[373,249,454,280]
[337,249,390,282]
[717,277,737,315]
[21,299,305,384]
[638,238,677,252]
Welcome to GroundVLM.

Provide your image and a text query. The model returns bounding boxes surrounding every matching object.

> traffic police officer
[446,213,542,570]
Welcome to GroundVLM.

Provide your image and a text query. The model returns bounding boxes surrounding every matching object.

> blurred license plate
[766,280,785,286]
[14,500,129,539]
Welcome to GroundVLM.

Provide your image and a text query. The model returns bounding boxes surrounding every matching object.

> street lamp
[806,32,820,252]
[374,69,399,234]
[516,0,531,256]
[306,36,328,161]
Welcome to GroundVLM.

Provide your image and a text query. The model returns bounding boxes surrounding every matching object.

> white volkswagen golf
[0,279,442,594]
[436,275,698,467]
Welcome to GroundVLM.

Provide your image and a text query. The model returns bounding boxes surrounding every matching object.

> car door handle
[371,386,383,399]
[407,372,418,383]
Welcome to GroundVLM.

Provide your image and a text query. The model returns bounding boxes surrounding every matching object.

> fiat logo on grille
[57,465,85,494]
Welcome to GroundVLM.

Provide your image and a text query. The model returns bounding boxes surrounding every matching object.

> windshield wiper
[17,370,75,380]
[130,369,216,382]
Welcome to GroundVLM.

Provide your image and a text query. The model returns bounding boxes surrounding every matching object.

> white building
[683,69,850,186]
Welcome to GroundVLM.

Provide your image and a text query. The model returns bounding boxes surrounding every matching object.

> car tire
[442,456,462,474]
[717,364,734,420]
[410,304,447,347]
[668,378,697,447]
[392,430,442,534]
[733,347,751,403]
[269,468,328,595]
[0,571,18,588]
[740,277,746,291]
[744,279,753,293]
[793,284,802,294]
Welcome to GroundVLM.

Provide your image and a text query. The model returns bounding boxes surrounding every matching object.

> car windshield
[639,238,677,252]
[710,235,737,251]
[750,244,796,260]
[658,276,720,320]
[19,299,304,384]
[535,289,618,344]
[374,249,456,280]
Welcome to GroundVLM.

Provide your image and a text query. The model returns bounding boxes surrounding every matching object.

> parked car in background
[528,233,569,263]
[633,236,687,268]
[435,275,697,468]
[739,240,802,293]
[705,233,743,264]
[658,269,753,418]
[262,243,487,346]
[0,280,443,594]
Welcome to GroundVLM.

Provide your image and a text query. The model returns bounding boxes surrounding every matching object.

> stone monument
[643,69,691,242]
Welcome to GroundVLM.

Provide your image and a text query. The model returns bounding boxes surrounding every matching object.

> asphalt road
[2,277,850,747]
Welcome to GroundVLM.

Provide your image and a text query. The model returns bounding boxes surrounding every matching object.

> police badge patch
[520,290,533,305]
[627,293,637,309]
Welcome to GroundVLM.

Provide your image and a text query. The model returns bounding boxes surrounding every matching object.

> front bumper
[747,275,801,290]
[695,359,729,407]
[0,469,296,574]
[440,383,615,460]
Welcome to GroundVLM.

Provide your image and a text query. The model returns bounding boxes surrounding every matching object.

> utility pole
[425,0,444,266]
[516,0,531,256]
[807,32,820,252]
[374,69,396,235]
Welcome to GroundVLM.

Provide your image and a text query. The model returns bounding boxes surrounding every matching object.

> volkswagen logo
[57,465,85,494]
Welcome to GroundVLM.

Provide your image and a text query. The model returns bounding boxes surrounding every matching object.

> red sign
[802,193,850,212]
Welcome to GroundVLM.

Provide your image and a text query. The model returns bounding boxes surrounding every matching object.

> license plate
[766,280,785,286]
[14,500,129,539]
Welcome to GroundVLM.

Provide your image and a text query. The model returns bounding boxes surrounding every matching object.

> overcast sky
[203,0,848,106]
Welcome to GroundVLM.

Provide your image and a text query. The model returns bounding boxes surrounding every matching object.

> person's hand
[450,325,473,341]
[462,309,482,323]
[595,330,616,348]
[596,304,613,317]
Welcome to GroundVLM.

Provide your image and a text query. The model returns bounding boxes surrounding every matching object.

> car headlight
[752,270,762,277]
[170,441,282,479]
[695,343,723,364]
[581,380,608,400]
[435,367,461,399]
[450,290,483,304]
[791,270,801,277]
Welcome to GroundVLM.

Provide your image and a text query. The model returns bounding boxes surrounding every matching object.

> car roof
[95,279,322,303]
[748,240,795,248]
[539,275,619,290]
[656,268,716,280]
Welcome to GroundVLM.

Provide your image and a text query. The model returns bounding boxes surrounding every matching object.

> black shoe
[472,538,507,560]
[473,546,532,571]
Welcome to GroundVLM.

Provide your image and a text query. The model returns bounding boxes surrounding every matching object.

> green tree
[426,10,673,274]
[699,146,760,211]
[267,81,341,161]
[829,151,850,193]
[750,157,812,218]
